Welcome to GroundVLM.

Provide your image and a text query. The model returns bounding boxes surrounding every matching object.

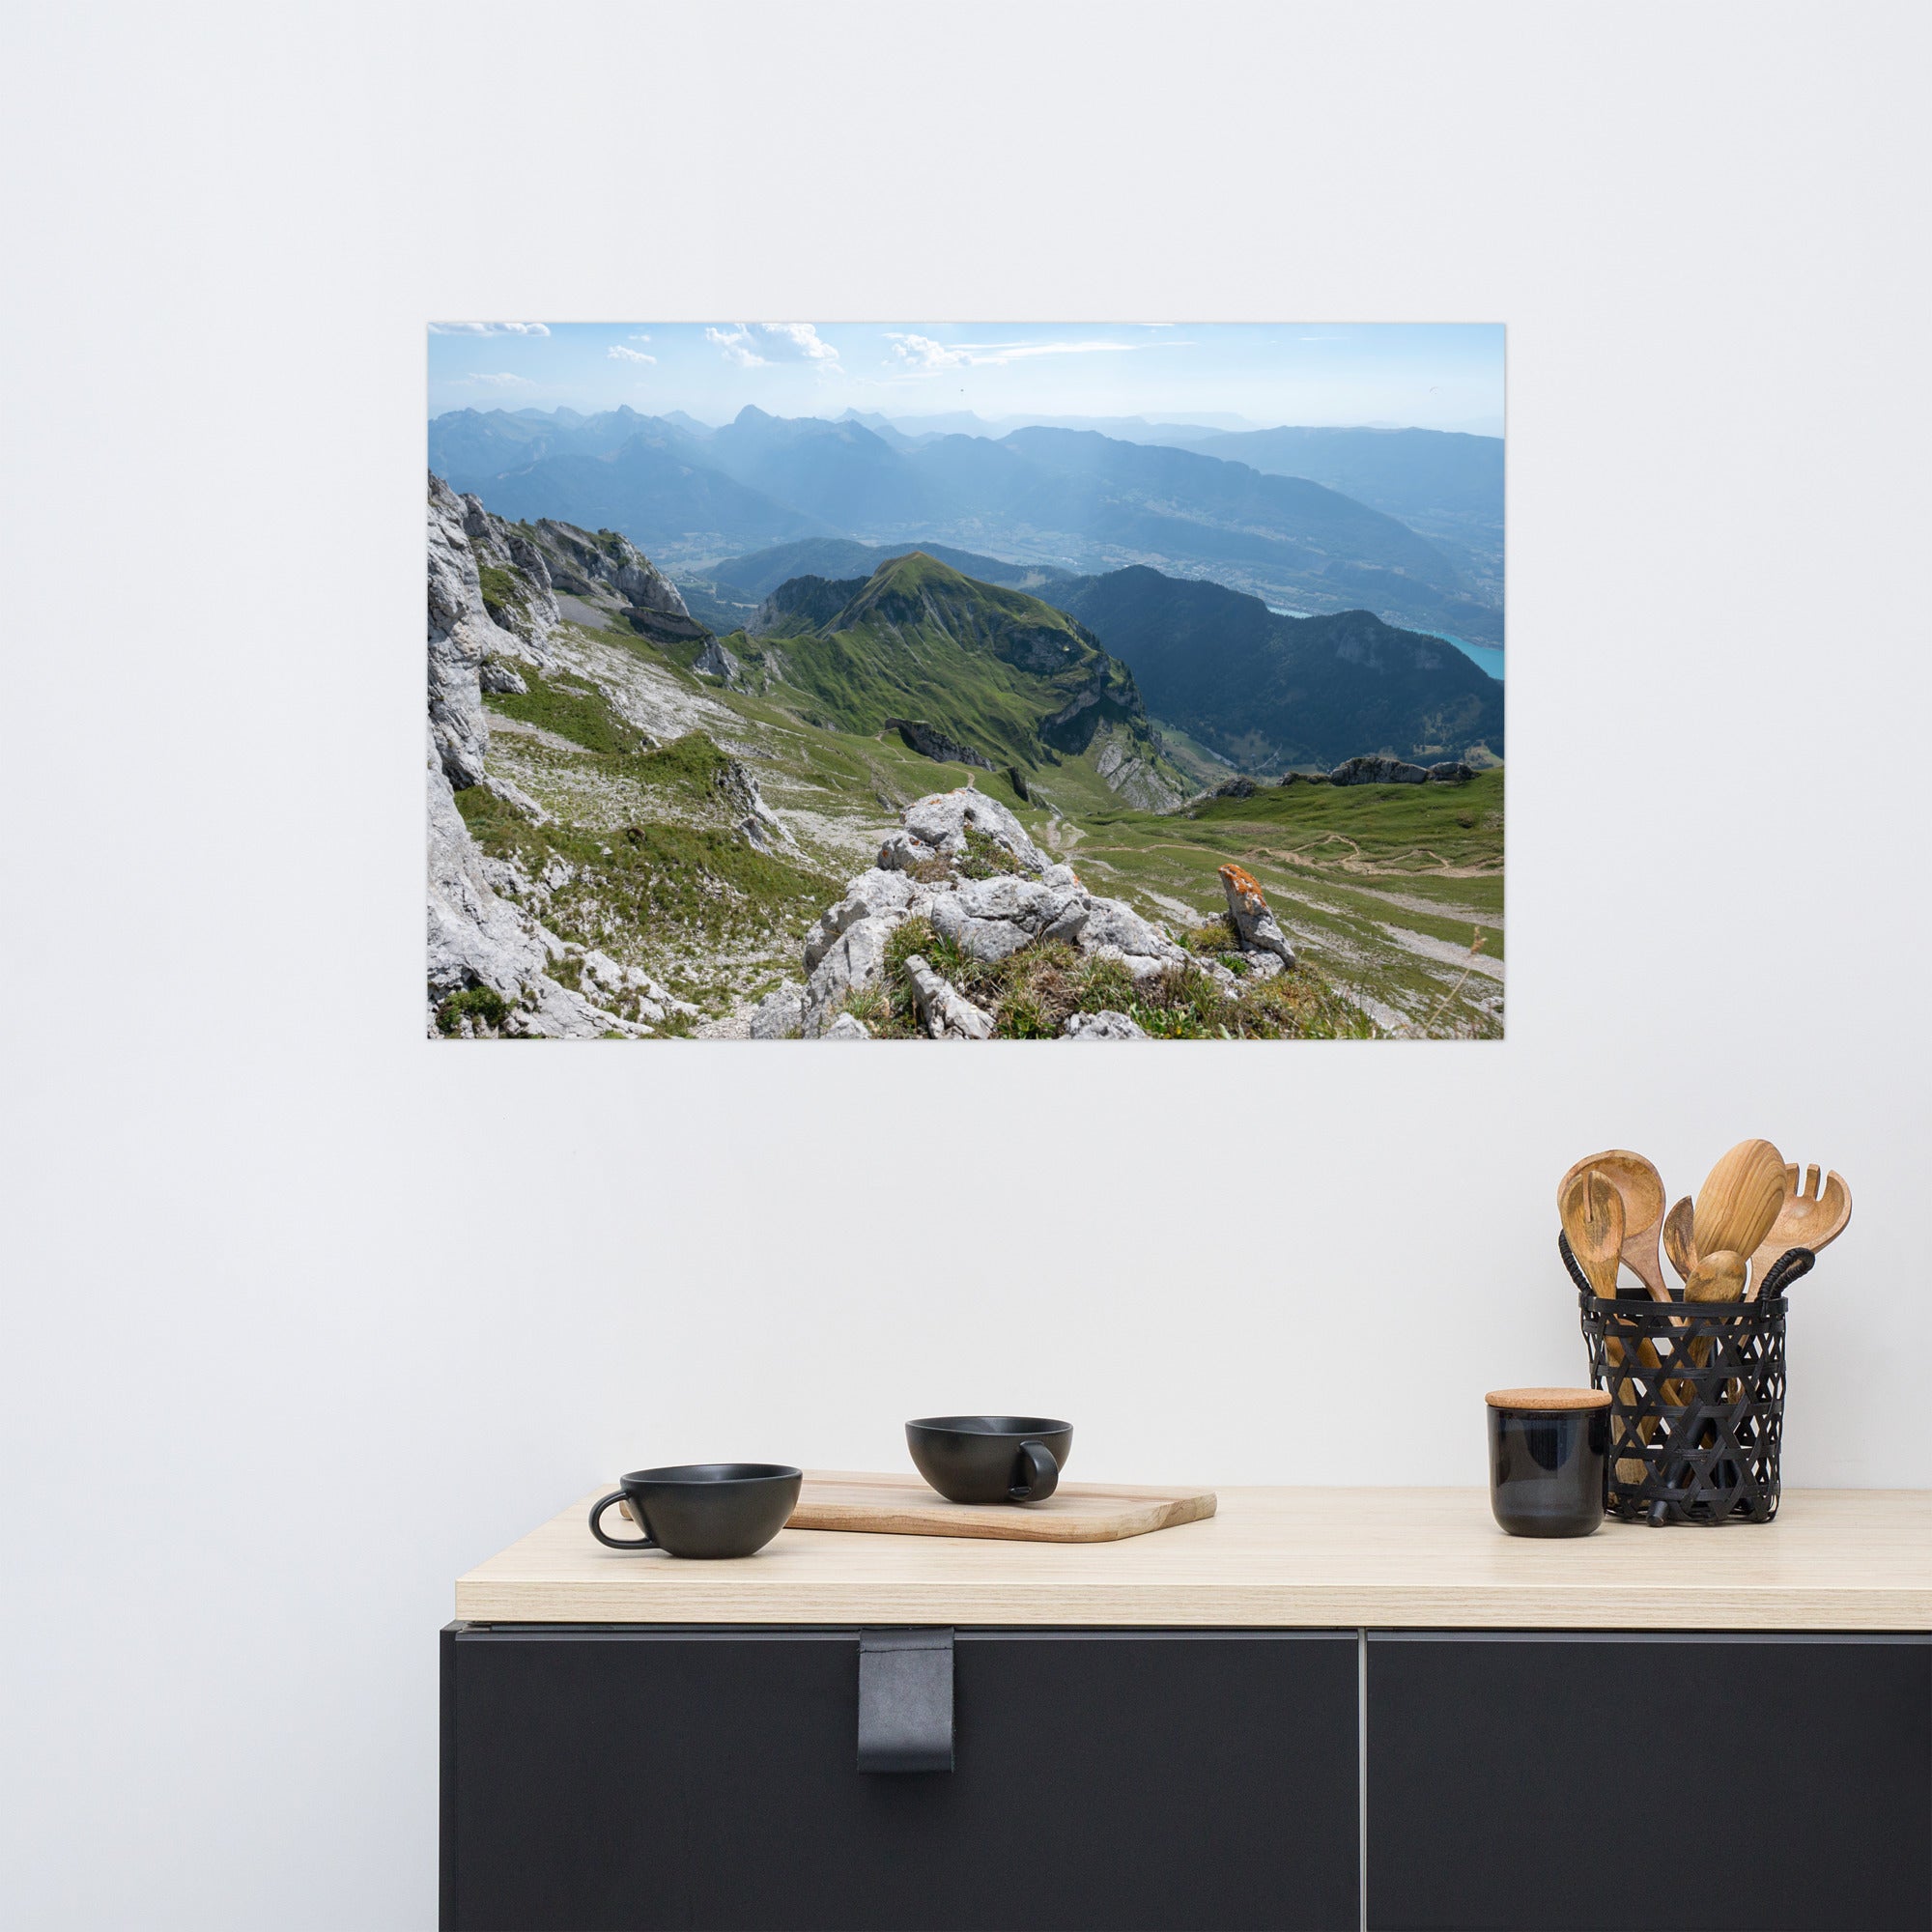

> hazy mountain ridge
[430,406,1502,642]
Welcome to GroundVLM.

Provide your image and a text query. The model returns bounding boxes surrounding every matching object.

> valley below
[427,474,1501,1040]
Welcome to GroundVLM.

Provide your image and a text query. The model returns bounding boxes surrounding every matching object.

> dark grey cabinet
[1365,1633,1932,1931]
[441,1625,1361,1932]
[444,1623,1932,1931]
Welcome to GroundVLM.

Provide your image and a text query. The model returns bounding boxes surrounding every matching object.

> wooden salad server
[1560,1169,1650,1482]
[1558,1150,1669,1300]
[1559,1168,1625,1297]
[1747,1165,1852,1298]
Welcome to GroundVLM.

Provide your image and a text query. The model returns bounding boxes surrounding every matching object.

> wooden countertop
[455,1482,1932,1631]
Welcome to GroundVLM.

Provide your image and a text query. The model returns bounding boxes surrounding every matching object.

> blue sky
[426,323,1504,435]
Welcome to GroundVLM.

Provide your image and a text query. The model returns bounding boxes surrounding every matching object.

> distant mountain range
[430,406,1503,643]
[1045,566,1504,772]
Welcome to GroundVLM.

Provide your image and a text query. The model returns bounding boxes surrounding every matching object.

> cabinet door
[442,1626,1360,1932]
[1366,1632,1931,1931]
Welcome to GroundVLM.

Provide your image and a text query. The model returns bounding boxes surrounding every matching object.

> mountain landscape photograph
[426,322,1504,1041]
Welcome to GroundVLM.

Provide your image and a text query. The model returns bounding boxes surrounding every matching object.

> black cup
[906,1416,1072,1505]
[1486,1389,1608,1538]
[588,1463,803,1559]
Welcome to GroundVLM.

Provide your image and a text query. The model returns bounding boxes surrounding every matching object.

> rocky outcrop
[803,868,917,972]
[877,787,1047,876]
[749,981,806,1040]
[1078,894,1190,980]
[1063,1009,1147,1039]
[1330,754,1429,786]
[1218,864,1296,967]
[425,475,698,1038]
[776,784,1280,1041]
[799,915,897,1037]
[428,474,518,788]
[1426,761,1474,783]
[1094,734,1186,812]
[530,519,691,620]
[883,717,995,771]
[694,637,743,685]
[904,955,996,1039]
[819,1013,872,1040]
[713,756,793,851]
[928,874,1089,962]
[1211,776,1258,800]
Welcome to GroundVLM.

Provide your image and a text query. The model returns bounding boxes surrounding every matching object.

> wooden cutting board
[785,1470,1217,1544]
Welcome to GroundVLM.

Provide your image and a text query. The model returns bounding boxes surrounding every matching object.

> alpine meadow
[426,324,1504,1041]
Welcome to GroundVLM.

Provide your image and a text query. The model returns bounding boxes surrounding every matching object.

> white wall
[5,2,1927,1924]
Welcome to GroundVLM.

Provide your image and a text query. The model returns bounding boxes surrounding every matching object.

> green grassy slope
[759,552,1185,795]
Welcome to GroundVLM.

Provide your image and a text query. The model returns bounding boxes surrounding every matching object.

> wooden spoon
[1662,1197,1698,1285]
[1559,1168,1625,1297]
[1747,1165,1852,1298]
[1692,1139,1786,1266]
[1557,1151,1669,1301]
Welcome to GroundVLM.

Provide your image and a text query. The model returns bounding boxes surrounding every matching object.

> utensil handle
[588,1491,657,1549]
[1557,1230,1595,1297]
[1009,1440,1060,1503]
[1757,1247,1815,1300]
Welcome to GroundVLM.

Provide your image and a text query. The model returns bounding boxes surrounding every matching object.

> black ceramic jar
[1485,1387,1609,1538]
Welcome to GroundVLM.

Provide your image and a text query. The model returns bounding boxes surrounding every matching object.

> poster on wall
[427,323,1503,1040]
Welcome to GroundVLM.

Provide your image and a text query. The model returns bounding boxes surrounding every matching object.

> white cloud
[705,326,765,367]
[608,345,657,364]
[628,332,651,342]
[704,323,839,368]
[428,321,551,337]
[454,371,536,389]
[886,332,1176,371]
[887,332,966,370]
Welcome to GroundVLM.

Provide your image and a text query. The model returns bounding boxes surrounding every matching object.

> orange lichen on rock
[1218,863,1267,908]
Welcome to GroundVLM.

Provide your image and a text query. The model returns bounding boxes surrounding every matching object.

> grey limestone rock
[478,658,527,696]
[1330,754,1429,786]
[820,1012,871,1040]
[1076,895,1189,980]
[695,637,743,685]
[883,717,995,771]
[1426,761,1474,784]
[903,955,996,1039]
[1217,864,1297,967]
[749,981,807,1040]
[800,915,896,1037]
[928,875,1088,963]
[1063,1009,1148,1040]
[804,868,917,972]
[530,520,692,620]
[879,787,1046,876]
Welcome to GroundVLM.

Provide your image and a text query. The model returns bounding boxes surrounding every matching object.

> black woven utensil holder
[1563,1233,1811,1526]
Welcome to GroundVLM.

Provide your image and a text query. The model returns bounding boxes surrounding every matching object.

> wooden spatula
[1692,1139,1787,1269]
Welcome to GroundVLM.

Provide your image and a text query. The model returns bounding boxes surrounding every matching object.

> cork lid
[1485,1386,1611,1411]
